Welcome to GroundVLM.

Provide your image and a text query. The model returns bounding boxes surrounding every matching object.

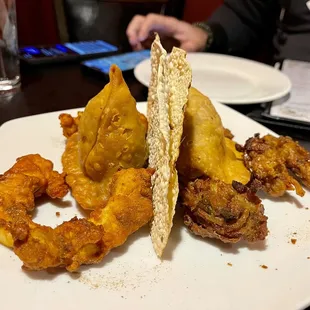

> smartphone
[19,40,118,65]
[81,50,150,75]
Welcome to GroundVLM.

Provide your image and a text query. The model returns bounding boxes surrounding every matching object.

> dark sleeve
[206,0,280,56]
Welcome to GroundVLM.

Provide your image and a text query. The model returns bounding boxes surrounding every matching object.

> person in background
[126,0,310,62]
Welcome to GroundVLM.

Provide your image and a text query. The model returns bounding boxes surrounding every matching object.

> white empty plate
[134,53,292,104]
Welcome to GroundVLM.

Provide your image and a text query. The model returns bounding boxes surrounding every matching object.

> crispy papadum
[148,34,192,257]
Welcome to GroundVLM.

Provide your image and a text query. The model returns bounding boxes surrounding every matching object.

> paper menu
[270,59,310,124]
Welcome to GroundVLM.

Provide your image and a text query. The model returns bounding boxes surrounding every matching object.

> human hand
[126,13,208,52]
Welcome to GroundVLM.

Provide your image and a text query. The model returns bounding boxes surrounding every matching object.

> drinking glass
[0,0,20,93]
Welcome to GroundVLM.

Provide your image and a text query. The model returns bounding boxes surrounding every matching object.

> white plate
[0,102,310,310]
[134,53,292,104]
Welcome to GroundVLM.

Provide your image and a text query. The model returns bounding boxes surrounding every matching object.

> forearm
[200,0,279,56]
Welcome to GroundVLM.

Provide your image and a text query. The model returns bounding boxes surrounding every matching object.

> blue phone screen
[64,40,118,55]
[20,40,118,59]
[82,50,151,73]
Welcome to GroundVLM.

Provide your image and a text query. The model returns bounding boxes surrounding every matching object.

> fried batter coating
[62,65,148,210]
[241,134,310,197]
[177,88,250,185]
[14,218,106,272]
[0,155,153,271]
[62,133,111,210]
[78,65,148,182]
[59,112,82,138]
[13,168,153,272]
[89,168,154,249]
[0,155,68,248]
[181,178,268,243]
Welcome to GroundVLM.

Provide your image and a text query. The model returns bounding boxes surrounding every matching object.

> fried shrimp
[0,155,153,271]
[0,154,68,248]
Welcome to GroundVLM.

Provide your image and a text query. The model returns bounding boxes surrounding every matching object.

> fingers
[126,15,146,48]
[127,14,179,48]
[138,14,178,41]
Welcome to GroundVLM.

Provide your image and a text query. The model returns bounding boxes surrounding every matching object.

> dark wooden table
[0,62,148,124]
[0,62,309,150]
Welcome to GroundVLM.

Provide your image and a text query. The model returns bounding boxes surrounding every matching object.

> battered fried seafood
[241,134,310,197]
[182,178,268,243]
[0,155,153,271]
[0,154,68,248]
[62,65,148,209]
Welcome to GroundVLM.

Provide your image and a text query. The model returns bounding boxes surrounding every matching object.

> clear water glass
[0,0,20,93]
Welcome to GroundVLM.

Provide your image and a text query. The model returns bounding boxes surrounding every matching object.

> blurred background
[16,0,223,50]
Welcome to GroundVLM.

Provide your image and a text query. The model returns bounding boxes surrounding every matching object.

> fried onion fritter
[241,134,310,197]
[0,155,153,272]
[181,178,268,243]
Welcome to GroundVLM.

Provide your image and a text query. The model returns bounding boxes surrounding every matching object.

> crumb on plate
[291,238,297,244]
[56,212,60,217]
[260,265,268,269]
[227,263,232,267]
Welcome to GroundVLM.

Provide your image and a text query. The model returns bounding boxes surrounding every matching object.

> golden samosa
[62,65,148,210]
[177,87,250,185]
[79,64,148,181]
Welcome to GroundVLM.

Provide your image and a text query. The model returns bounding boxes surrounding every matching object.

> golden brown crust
[59,112,82,138]
[0,155,68,248]
[242,134,310,197]
[62,133,111,210]
[0,154,153,271]
[181,178,268,243]
[62,65,148,210]
[177,88,250,185]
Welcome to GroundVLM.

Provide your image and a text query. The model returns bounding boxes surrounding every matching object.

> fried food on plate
[15,168,153,272]
[62,64,148,210]
[181,178,268,243]
[147,34,192,257]
[89,168,154,250]
[177,87,250,185]
[59,112,82,138]
[0,155,153,271]
[175,88,267,243]
[241,134,310,197]
[0,154,68,248]
[62,133,113,211]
